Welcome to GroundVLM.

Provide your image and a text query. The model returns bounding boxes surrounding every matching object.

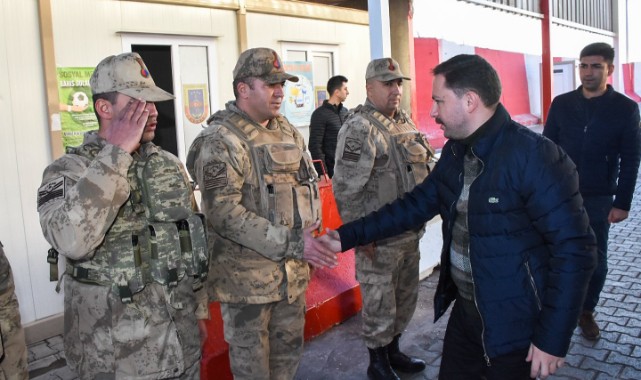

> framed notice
[314,86,327,109]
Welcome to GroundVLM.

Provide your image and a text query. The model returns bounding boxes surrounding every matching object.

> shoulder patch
[342,137,362,162]
[37,176,66,209]
[203,162,227,190]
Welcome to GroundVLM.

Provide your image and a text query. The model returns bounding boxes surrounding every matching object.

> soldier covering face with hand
[37,52,208,379]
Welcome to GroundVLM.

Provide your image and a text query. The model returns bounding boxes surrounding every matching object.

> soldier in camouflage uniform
[333,58,434,380]
[187,47,337,380]
[0,242,29,380]
[37,53,209,380]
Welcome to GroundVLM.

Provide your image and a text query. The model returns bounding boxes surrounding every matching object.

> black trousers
[439,297,533,380]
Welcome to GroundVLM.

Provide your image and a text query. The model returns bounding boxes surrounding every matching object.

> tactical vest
[220,112,321,229]
[358,105,434,205]
[64,143,208,303]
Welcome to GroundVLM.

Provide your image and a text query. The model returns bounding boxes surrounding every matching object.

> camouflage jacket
[0,242,23,367]
[37,132,207,378]
[187,101,319,304]
[37,131,207,311]
[333,100,432,246]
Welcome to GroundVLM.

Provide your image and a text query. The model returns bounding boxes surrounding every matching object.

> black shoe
[386,334,426,373]
[578,311,601,340]
[367,346,400,380]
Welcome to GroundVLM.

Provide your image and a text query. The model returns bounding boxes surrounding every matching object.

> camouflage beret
[90,52,174,102]
[233,48,299,84]
[365,57,411,82]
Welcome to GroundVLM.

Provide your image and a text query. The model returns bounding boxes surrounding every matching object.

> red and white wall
[414,38,543,149]
[411,0,641,149]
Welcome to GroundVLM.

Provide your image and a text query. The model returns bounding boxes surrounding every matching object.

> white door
[281,43,338,144]
[553,61,579,98]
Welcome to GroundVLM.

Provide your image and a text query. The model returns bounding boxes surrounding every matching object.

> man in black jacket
[544,42,641,341]
[309,75,349,177]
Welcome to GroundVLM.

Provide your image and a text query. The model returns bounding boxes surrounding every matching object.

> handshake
[302,220,378,268]
[302,220,343,269]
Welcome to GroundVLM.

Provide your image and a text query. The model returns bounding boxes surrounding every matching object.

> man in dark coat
[544,42,641,341]
[308,75,349,177]
[309,54,597,380]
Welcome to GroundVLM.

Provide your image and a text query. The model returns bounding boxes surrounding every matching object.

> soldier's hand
[320,228,343,253]
[303,221,338,268]
[359,243,376,260]
[104,98,149,153]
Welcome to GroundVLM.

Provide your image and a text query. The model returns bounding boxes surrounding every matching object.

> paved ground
[29,171,641,380]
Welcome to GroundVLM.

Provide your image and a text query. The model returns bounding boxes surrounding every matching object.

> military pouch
[127,234,147,294]
[177,214,208,280]
[298,153,319,181]
[140,153,191,222]
[261,143,302,172]
[147,223,183,287]
[397,135,430,191]
[267,183,295,226]
[293,184,320,229]
[376,170,399,208]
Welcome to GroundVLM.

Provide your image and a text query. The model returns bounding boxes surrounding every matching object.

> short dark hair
[580,42,615,64]
[327,75,348,96]
[432,54,501,107]
[92,91,119,122]
[233,77,256,98]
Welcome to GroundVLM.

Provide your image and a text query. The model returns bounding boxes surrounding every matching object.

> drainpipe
[540,0,553,123]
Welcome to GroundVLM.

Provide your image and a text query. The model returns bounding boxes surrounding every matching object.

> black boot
[387,334,426,373]
[367,346,400,380]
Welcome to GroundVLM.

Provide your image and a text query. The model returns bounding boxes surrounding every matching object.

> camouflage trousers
[221,293,306,380]
[356,238,420,348]
[89,358,200,380]
[63,277,201,380]
[0,244,28,380]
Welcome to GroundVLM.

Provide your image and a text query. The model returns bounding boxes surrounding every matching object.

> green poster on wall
[57,67,98,149]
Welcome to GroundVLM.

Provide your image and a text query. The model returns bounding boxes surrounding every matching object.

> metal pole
[540,0,553,123]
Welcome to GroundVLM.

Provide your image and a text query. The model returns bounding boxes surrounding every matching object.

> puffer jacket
[308,100,348,177]
[337,104,596,359]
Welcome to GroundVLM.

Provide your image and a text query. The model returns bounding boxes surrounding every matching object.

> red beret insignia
[135,57,150,78]
[273,52,281,69]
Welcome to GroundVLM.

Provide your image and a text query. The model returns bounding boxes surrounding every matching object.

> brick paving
[29,174,641,379]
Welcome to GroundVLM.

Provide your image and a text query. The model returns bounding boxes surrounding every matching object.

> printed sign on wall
[280,61,314,127]
[57,67,98,149]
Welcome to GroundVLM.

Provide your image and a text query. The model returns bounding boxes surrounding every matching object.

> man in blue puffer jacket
[544,42,641,341]
[310,54,597,380]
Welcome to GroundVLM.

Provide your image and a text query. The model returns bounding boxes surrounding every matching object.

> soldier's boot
[387,334,426,373]
[367,346,400,380]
